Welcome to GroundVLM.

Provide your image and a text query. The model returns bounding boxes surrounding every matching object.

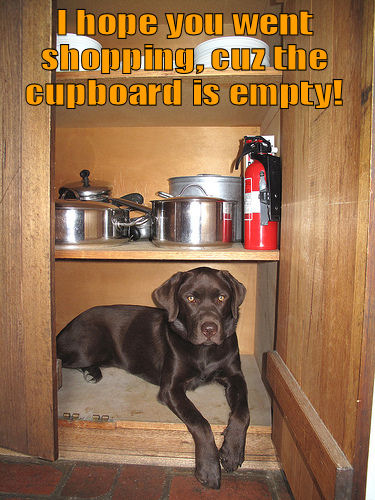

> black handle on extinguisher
[234,136,272,170]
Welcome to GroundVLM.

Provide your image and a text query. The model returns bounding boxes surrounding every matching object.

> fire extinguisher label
[244,191,260,214]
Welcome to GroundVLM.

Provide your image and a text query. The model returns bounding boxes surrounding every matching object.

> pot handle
[178,184,208,196]
[157,191,173,199]
[59,188,80,200]
[113,214,151,228]
[157,185,209,198]
[108,197,151,214]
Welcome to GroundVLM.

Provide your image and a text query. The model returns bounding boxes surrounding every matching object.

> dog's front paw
[195,458,221,489]
[219,436,245,472]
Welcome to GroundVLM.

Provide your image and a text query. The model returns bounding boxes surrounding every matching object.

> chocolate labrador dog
[57,267,250,489]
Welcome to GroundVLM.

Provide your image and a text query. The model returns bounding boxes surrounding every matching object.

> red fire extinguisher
[244,159,278,250]
[236,136,281,250]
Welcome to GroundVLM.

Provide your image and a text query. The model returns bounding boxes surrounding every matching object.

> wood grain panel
[272,405,324,500]
[55,242,280,261]
[58,420,279,467]
[55,261,258,354]
[254,262,278,371]
[54,126,258,204]
[270,0,371,498]
[352,1,375,497]
[275,0,364,459]
[267,352,353,500]
[0,0,56,459]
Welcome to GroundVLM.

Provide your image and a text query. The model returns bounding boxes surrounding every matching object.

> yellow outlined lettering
[163,80,182,105]
[57,9,67,35]
[59,44,80,71]
[309,49,328,70]
[279,84,299,108]
[193,79,219,105]
[230,84,248,105]
[211,49,229,71]
[251,49,266,70]
[232,11,313,36]
[184,13,203,35]
[76,9,96,35]
[87,80,106,105]
[97,13,118,36]
[121,49,142,74]
[175,49,195,74]
[66,83,86,109]
[109,84,128,105]
[41,49,58,71]
[166,13,223,38]
[250,84,278,105]
[81,49,100,70]
[139,14,158,36]
[273,45,327,71]
[101,49,121,73]
[232,13,259,36]
[165,13,184,38]
[116,13,137,38]
[259,14,278,35]
[25,84,43,105]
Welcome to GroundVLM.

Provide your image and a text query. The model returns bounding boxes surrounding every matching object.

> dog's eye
[187,295,196,303]
[218,295,226,302]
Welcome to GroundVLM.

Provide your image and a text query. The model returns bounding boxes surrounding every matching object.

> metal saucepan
[161,175,243,241]
[58,169,145,206]
[55,199,128,245]
[56,170,148,244]
[118,196,237,248]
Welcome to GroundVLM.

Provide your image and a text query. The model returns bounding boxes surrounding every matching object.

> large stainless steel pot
[165,175,243,241]
[55,199,128,244]
[151,197,234,248]
[123,197,234,248]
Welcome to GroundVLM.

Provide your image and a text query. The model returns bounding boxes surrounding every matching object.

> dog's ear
[152,271,183,322]
[220,270,246,319]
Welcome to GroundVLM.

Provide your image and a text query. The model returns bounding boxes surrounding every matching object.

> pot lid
[168,174,241,183]
[152,196,227,203]
[59,170,112,199]
[55,199,117,210]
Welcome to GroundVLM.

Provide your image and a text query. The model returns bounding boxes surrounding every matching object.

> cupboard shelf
[55,67,282,127]
[55,241,280,261]
[56,67,282,81]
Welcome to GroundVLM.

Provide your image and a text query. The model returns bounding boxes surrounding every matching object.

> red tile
[61,463,118,498]
[113,464,166,500]
[169,474,272,500]
[273,472,294,500]
[0,462,62,495]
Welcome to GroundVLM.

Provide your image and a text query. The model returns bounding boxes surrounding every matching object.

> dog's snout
[201,321,218,339]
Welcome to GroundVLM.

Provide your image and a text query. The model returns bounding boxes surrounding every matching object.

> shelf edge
[55,248,280,261]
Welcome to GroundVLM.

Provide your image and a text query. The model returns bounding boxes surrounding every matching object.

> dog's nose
[201,322,218,339]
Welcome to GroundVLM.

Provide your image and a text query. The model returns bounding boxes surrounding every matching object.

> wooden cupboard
[1,0,374,499]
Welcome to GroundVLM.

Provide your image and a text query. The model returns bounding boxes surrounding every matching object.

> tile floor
[0,456,294,499]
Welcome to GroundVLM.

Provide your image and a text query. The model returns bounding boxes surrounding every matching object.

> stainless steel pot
[55,199,128,244]
[151,197,236,248]
[59,169,112,201]
[165,175,243,241]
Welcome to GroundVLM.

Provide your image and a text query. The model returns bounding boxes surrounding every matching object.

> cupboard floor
[58,355,271,426]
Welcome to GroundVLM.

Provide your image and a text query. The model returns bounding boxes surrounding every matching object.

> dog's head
[152,267,246,346]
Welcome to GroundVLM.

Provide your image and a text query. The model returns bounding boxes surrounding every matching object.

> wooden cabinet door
[0,0,57,459]
[266,1,375,499]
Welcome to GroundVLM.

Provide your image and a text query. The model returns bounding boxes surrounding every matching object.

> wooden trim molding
[58,420,279,469]
[266,351,353,500]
